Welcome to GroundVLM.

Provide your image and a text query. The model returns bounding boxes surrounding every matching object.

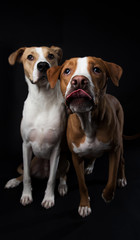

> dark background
[0,2,140,240]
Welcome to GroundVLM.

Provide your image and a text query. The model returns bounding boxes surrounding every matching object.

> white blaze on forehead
[35,47,48,63]
[65,57,94,97]
[72,57,92,80]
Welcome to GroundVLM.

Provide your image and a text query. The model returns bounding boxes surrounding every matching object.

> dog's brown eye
[93,67,101,74]
[64,68,71,75]
[27,54,34,61]
[48,53,54,60]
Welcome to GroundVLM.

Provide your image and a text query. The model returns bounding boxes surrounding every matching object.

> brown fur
[47,56,127,216]
[8,46,63,82]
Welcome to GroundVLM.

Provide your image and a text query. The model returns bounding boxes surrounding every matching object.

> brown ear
[50,46,63,64]
[104,61,123,86]
[47,65,62,88]
[8,47,26,65]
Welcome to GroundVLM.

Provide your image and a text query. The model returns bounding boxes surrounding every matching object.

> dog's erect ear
[47,65,62,88]
[104,61,123,86]
[8,47,26,65]
[50,46,63,64]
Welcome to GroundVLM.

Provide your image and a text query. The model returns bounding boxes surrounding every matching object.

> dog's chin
[37,76,48,87]
[68,98,94,113]
[30,76,48,88]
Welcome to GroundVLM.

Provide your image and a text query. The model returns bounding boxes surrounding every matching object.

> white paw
[118,178,127,188]
[5,178,21,189]
[20,193,33,206]
[58,183,68,196]
[85,166,94,175]
[85,161,95,175]
[41,196,55,209]
[78,206,92,218]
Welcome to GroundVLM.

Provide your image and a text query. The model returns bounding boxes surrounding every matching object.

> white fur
[18,48,66,207]
[20,79,66,207]
[72,136,110,158]
[85,160,95,175]
[58,177,68,196]
[78,206,91,218]
[65,57,94,98]
[5,178,21,188]
[117,178,127,187]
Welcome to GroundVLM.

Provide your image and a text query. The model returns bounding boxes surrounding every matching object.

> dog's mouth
[30,74,48,86]
[38,74,47,82]
[66,89,94,113]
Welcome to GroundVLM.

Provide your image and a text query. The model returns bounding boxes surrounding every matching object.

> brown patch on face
[42,47,59,67]
[60,58,95,113]
[21,47,39,80]
[8,46,63,84]
[87,57,108,105]
[49,46,63,64]
[86,57,123,105]
[23,47,63,82]
[23,47,62,81]
[60,58,78,97]
[47,56,122,112]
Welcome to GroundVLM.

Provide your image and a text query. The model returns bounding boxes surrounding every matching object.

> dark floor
[1,139,140,240]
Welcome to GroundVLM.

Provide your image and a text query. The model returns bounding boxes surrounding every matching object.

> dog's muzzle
[66,89,94,113]
[30,61,50,85]
[65,75,95,113]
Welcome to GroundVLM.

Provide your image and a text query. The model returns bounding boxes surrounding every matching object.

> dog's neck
[25,76,63,106]
[76,112,96,138]
[76,96,107,138]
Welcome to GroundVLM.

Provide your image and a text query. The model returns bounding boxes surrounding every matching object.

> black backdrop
[1,2,140,240]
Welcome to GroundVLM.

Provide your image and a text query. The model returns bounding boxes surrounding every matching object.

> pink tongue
[66,89,92,100]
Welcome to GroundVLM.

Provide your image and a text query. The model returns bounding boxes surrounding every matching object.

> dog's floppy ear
[50,46,63,64]
[47,65,62,88]
[8,47,26,65]
[104,61,123,86]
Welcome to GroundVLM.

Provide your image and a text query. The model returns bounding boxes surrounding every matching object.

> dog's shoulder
[105,94,122,110]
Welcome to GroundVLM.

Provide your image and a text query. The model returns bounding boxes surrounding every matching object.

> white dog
[5,46,69,209]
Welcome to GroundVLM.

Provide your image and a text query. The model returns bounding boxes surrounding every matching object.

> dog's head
[8,46,63,87]
[47,56,123,113]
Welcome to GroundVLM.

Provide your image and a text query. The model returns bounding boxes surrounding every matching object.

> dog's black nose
[37,62,50,72]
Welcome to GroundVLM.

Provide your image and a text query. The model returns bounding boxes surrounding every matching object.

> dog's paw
[102,189,114,203]
[41,196,55,209]
[117,178,127,188]
[20,193,33,206]
[85,166,94,175]
[85,161,95,175]
[58,183,68,196]
[78,206,92,218]
[5,178,21,189]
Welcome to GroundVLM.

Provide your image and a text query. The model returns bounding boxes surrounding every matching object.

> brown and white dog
[47,56,127,217]
[5,46,69,208]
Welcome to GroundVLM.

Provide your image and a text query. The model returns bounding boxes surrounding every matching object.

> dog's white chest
[29,127,60,159]
[72,137,110,158]
[21,86,65,159]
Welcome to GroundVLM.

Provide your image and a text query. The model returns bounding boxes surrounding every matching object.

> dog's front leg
[102,148,120,203]
[41,142,60,209]
[72,153,91,218]
[20,142,33,206]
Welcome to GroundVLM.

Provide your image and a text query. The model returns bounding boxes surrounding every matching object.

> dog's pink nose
[71,75,89,89]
